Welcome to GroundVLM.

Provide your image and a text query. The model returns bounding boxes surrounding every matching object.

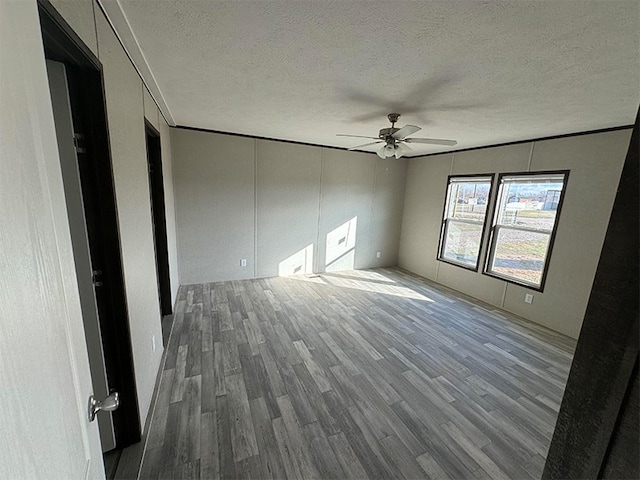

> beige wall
[95,9,163,426]
[172,129,408,284]
[49,0,98,56]
[1,1,104,476]
[47,0,181,426]
[318,148,375,272]
[399,130,631,339]
[256,141,322,278]
[172,131,256,283]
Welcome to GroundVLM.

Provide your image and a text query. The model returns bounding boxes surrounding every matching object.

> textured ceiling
[117,0,639,156]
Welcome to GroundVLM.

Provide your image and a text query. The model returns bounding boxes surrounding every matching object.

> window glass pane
[496,177,564,231]
[439,176,493,269]
[486,171,567,289]
[447,181,491,222]
[489,228,551,286]
[442,221,484,267]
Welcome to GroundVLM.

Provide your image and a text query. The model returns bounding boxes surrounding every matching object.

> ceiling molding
[411,124,635,159]
[174,124,383,156]
[96,0,175,126]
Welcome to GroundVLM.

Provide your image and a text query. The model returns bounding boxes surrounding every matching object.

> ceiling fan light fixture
[384,143,396,156]
[377,143,406,159]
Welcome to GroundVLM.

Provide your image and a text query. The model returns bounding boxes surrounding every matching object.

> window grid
[483,171,569,291]
[437,175,494,271]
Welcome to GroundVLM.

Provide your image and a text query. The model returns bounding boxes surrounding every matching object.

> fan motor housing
[379,127,399,139]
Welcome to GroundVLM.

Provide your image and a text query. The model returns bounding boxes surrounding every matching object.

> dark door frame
[38,0,141,448]
[145,121,173,317]
[543,112,639,478]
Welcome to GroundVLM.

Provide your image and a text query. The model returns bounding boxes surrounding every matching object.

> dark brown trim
[145,120,173,317]
[38,0,101,69]
[413,125,633,158]
[543,109,639,480]
[145,119,161,137]
[175,125,634,159]
[174,124,380,155]
[482,169,570,292]
[437,256,481,272]
[436,173,495,272]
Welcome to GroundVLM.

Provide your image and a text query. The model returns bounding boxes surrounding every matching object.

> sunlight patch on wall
[278,243,314,276]
[325,216,357,272]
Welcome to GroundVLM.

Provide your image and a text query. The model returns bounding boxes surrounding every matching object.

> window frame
[437,173,495,272]
[482,170,570,292]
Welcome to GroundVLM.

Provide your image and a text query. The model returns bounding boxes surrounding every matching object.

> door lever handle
[88,391,119,422]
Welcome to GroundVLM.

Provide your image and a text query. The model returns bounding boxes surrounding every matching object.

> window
[438,175,493,270]
[485,171,568,290]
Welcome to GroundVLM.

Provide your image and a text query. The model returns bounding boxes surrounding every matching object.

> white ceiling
[112,0,639,156]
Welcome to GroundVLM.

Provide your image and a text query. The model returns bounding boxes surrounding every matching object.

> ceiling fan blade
[348,141,384,151]
[397,143,413,154]
[336,134,380,139]
[404,137,458,146]
[392,125,421,139]
[393,143,413,159]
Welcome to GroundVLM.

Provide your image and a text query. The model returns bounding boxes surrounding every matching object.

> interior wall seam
[528,141,535,171]
[314,147,325,273]
[500,282,508,308]
[253,138,258,278]
[367,158,379,267]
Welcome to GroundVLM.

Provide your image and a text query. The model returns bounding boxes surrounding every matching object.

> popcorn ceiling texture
[119,0,639,155]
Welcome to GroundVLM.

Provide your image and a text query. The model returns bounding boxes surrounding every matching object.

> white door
[47,59,117,453]
[0,1,105,478]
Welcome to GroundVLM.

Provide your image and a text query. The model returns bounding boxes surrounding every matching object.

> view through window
[485,172,568,289]
[438,175,493,269]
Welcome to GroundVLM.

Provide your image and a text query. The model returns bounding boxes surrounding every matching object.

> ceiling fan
[337,113,457,159]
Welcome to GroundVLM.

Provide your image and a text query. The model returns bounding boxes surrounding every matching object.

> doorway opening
[38,0,141,473]
[145,122,173,345]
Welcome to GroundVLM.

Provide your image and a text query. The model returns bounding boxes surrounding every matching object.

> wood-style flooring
[138,268,575,479]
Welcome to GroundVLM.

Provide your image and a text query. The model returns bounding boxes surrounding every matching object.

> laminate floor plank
[272,416,303,480]
[302,421,345,479]
[225,373,259,462]
[175,375,201,466]
[330,406,394,480]
[277,395,321,479]
[146,368,176,450]
[139,268,575,479]
[327,431,368,480]
[215,395,236,480]
[291,362,341,436]
[199,411,218,480]
[249,397,287,480]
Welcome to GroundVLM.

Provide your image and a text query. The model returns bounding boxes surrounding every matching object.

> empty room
[1,1,638,480]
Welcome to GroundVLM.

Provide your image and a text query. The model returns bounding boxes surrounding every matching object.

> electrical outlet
[525,293,534,304]
[152,335,156,352]
[376,251,381,258]
[240,258,247,267]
